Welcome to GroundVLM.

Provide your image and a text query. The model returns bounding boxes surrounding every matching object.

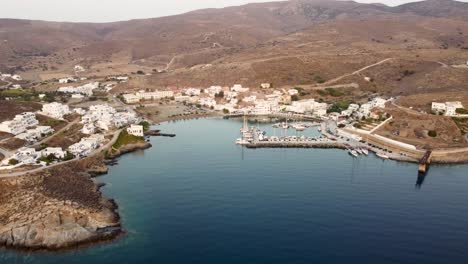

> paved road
[32,117,81,148]
[0,129,122,178]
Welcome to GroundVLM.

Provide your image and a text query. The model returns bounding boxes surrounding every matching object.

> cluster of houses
[68,134,104,157]
[121,84,392,121]
[431,101,465,116]
[0,73,22,82]
[80,104,138,134]
[1,147,67,167]
[123,90,175,104]
[58,82,100,97]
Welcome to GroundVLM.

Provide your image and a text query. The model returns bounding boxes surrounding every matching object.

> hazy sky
[0,0,466,22]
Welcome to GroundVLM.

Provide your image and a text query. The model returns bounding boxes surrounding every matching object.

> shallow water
[3,118,468,264]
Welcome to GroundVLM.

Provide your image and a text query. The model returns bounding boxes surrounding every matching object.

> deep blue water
[3,118,468,264]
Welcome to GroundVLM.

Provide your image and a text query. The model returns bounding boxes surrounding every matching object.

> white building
[288,89,299,96]
[199,97,217,108]
[184,88,201,96]
[431,101,464,116]
[127,125,144,137]
[0,112,39,135]
[206,86,223,96]
[58,77,77,84]
[58,82,99,96]
[261,83,271,89]
[15,126,53,143]
[123,94,140,104]
[82,123,96,135]
[68,137,100,156]
[122,90,174,103]
[41,147,66,159]
[231,84,249,93]
[41,102,71,120]
[74,65,85,72]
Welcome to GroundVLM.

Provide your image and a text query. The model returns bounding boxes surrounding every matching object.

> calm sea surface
[3,118,468,264]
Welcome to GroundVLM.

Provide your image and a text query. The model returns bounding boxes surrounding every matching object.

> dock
[418,150,432,173]
[245,141,346,149]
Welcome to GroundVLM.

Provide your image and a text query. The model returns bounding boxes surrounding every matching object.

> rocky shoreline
[0,140,153,252]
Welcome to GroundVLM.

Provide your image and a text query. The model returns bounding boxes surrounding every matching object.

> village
[1,69,467,174]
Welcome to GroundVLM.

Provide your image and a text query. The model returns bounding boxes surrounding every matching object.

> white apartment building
[123,94,140,104]
[127,125,144,137]
[123,90,174,103]
[0,112,39,135]
[41,102,71,120]
[15,126,54,143]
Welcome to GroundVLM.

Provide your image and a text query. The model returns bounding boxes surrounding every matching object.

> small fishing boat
[361,148,369,155]
[348,149,359,158]
[376,153,390,159]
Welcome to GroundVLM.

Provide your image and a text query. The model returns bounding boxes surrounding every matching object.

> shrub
[428,130,437,137]
[8,159,19,165]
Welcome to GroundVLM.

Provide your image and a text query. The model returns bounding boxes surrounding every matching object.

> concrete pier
[245,141,346,149]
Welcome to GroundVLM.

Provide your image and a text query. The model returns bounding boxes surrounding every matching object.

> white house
[82,123,96,135]
[231,84,249,93]
[41,147,66,159]
[288,89,299,96]
[184,88,201,96]
[41,102,71,120]
[127,125,144,137]
[261,83,271,89]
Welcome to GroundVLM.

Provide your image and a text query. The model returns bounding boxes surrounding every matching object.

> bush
[291,95,300,101]
[428,130,437,137]
[8,159,19,165]
[63,151,75,161]
[223,108,230,114]
[139,121,151,132]
[456,108,468,115]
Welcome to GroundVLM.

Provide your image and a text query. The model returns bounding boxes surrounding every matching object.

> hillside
[0,0,467,96]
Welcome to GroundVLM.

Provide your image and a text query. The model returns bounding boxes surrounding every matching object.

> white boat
[235,138,249,145]
[361,148,369,155]
[348,149,359,158]
[355,148,363,155]
[295,125,306,131]
[376,153,389,159]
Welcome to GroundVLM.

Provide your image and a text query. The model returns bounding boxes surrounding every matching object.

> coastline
[1,114,468,252]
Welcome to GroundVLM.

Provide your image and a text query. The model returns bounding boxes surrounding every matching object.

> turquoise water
[3,118,468,264]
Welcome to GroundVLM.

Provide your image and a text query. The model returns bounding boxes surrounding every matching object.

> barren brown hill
[0,0,467,96]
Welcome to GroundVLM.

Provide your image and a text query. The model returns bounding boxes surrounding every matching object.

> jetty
[245,141,346,149]
[418,150,432,173]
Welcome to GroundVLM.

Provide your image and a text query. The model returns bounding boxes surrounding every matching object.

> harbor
[234,116,415,162]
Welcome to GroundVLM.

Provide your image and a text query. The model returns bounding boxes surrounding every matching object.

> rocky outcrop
[0,162,121,250]
[107,142,152,159]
